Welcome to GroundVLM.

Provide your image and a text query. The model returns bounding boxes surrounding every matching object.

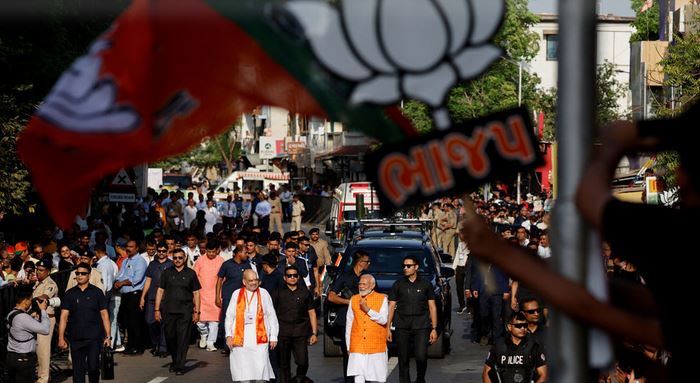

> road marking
[388,357,398,375]
[146,377,168,383]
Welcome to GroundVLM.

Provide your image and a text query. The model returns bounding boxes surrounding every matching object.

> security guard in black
[484,312,547,383]
[387,255,437,383]
[155,249,201,374]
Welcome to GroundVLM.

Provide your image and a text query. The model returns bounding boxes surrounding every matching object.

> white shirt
[204,206,220,233]
[183,246,201,267]
[452,242,469,268]
[196,201,208,211]
[140,251,154,265]
[537,245,551,259]
[184,205,198,228]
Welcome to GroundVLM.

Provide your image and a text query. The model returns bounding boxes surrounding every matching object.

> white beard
[359,289,372,297]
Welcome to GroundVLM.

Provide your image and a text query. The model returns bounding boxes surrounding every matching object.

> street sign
[287,141,306,154]
[260,137,277,159]
[108,192,136,203]
[111,168,134,187]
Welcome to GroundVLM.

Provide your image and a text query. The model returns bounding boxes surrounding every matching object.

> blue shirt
[95,256,118,292]
[217,259,251,302]
[145,259,174,301]
[117,255,148,293]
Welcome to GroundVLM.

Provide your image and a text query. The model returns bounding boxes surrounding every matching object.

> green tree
[533,61,628,140]
[0,1,128,216]
[653,14,700,188]
[630,0,660,42]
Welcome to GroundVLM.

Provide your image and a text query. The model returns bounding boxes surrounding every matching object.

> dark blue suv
[323,231,455,358]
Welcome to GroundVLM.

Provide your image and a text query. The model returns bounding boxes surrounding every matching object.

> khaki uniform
[33,276,58,383]
[291,200,305,231]
[430,209,444,245]
[269,197,284,233]
[439,210,457,256]
[66,268,104,292]
[311,238,332,267]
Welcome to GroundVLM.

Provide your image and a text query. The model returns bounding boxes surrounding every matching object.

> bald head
[243,269,260,292]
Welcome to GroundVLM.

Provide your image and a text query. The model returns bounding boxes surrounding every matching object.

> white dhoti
[347,351,389,382]
[225,288,279,382]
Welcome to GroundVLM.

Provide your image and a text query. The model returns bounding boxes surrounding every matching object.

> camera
[29,296,61,315]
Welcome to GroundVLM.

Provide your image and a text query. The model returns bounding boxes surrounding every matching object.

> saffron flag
[18,0,417,228]
[640,0,653,13]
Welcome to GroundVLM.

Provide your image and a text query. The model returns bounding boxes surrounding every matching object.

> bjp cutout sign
[366,107,544,213]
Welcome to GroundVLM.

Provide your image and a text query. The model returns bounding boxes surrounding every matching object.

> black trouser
[340,332,352,383]
[163,312,191,370]
[121,291,145,350]
[281,201,291,221]
[480,294,504,342]
[222,216,234,230]
[258,215,270,231]
[277,336,309,383]
[5,351,36,383]
[455,265,466,309]
[70,339,101,383]
[395,328,429,383]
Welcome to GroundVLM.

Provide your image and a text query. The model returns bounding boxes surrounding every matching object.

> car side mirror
[440,267,455,278]
[325,219,335,236]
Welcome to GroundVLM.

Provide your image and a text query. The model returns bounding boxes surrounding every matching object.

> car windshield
[163,175,192,188]
[342,247,434,275]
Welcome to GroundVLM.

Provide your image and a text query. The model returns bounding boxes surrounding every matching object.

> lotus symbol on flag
[285,0,504,130]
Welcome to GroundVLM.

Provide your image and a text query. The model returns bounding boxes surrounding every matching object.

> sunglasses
[402,264,417,268]
[510,322,528,329]
[172,256,185,260]
[75,271,89,276]
[285,274,299,278]
[523,308,541,314]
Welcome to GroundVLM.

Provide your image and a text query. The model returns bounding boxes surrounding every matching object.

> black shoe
[220,348,230,356]
[124,348,143,355]
[158,351,169,358]
[169,365,175,373]
[175,370,185,376]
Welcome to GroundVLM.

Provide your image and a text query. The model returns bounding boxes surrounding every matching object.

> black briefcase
[101,346,115,380]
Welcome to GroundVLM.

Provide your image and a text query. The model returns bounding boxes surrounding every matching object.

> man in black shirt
[520,297,546,348]
[271,266,318,383]
[57,263,111,383]
[328,250,371,383]
[387,255,438,383]
[483,312,547,383]
[155,248,201,375]
[260,253,283,291]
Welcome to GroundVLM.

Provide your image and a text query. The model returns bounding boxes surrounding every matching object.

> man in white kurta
[225,269,279,382]
[345,274,389,383]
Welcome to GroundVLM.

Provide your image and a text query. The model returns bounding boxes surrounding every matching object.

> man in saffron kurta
[194,241,224,351]
[225,269,279,382]
[345,274,389,383]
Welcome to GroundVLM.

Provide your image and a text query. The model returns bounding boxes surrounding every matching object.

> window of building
[546,34,558,61]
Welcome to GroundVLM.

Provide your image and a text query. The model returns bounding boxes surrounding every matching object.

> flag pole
[550,0,597,381]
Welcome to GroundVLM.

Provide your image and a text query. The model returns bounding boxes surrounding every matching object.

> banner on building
[366,107,544,214]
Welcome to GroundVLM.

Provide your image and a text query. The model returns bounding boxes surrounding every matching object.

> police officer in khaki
[290,194,305,232]
[32,258,59,383]
[429,203,443,245]
[439,204,457,257]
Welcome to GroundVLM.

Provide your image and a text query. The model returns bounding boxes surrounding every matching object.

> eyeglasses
[75,271,89,276]
[523,308,541,314]
[510,322,528,329]
[285,274,299,278]
[172,256,185,260]
[402,264,417,268]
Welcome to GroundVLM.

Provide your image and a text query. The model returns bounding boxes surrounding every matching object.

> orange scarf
[232,288,268,346]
